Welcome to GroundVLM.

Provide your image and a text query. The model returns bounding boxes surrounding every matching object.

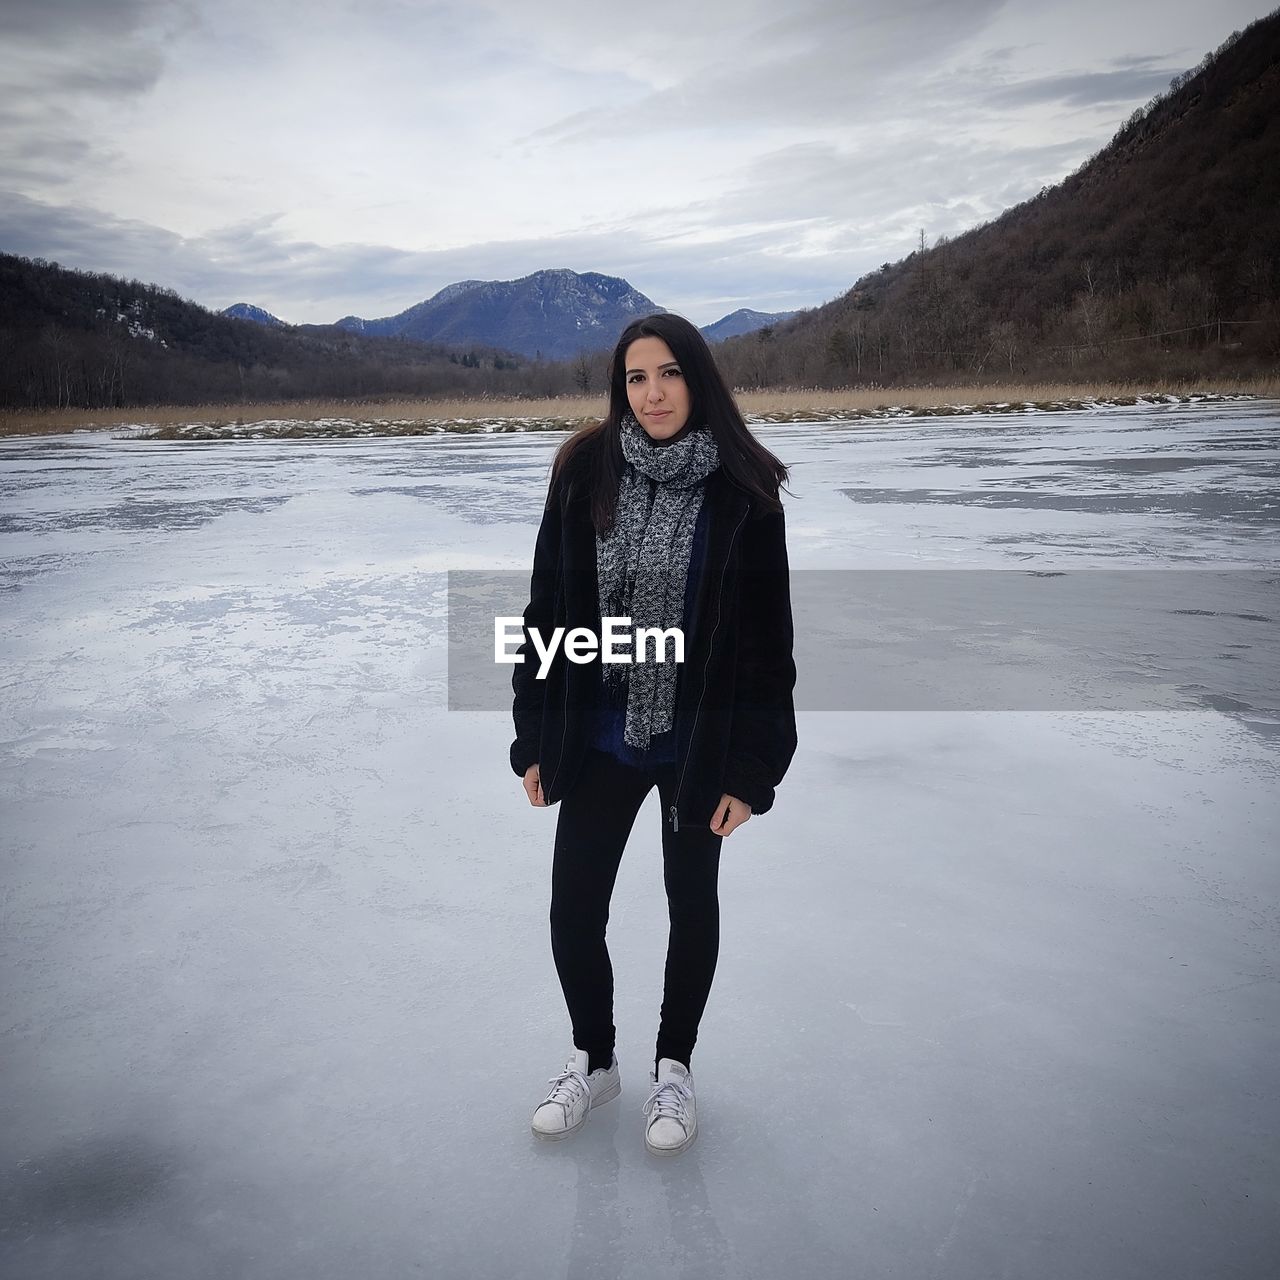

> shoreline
[1,378,1276,439]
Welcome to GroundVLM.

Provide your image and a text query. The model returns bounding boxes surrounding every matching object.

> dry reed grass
[0,395,608,436]
[1,377,1276,437]
[735,377,1280,416]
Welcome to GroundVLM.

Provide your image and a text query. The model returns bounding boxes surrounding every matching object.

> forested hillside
[0,255,532,410]
[711,12,1279,389]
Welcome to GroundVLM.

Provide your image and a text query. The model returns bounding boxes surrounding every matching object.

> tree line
[0,253,575,410]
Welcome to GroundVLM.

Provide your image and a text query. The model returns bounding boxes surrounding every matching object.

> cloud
[2,0,164,40]
[0,191,185,274]
[0,104,98,183]
[465,0,778,87]
[0,0,191,190]
[528,0,1007,141]
[983,63,1184,108]
[0,0,181,89]
[644,127,1094,270]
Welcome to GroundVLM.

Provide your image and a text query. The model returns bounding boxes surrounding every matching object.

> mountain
[222,302,287,328]
[710,11,1280,388]
[330,268,662,360]
[700,308,798,342]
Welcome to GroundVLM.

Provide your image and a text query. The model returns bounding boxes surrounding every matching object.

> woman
[509,312,797,1156]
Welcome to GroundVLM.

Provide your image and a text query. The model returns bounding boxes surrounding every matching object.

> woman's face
[623,336,692,442]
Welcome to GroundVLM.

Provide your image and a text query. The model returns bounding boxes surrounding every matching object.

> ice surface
[2,403,1278,1278]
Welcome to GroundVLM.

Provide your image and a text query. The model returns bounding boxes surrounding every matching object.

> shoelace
[544,1067,591,1114]
[642,1077,693,1129]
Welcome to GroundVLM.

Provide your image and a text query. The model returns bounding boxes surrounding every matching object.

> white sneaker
[531,1049,621,1140]
[642,1058,697,1155]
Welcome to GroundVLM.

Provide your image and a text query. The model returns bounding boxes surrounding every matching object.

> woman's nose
[646,381,664,401]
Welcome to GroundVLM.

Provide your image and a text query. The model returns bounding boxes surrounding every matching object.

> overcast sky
[1,0,1271,325]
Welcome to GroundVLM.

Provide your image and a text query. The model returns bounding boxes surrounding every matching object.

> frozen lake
[2,401,1278,1278]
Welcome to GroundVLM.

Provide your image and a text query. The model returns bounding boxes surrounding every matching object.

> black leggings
[550,747,723,1072]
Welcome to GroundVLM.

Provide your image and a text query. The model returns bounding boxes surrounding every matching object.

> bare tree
[40,325,73,407]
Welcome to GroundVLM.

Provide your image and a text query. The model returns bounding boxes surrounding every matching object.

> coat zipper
[669,503,750,832]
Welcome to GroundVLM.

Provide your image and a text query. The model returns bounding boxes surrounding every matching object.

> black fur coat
[510,448,797,829]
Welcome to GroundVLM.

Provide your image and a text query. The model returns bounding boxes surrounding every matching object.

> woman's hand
[523,763,547,807]
[710,794,751,836]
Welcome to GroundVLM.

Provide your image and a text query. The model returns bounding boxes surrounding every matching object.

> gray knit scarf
[596,412,722,749]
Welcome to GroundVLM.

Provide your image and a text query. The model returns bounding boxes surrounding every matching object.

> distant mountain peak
[700,307,797,342]
[222,302,286,328]
[333,268,663,359]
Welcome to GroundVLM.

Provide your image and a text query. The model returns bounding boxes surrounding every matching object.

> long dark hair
[549,313,790,532]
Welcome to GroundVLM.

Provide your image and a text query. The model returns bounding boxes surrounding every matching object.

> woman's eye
[663,368,683,378]
[627,374,644,384]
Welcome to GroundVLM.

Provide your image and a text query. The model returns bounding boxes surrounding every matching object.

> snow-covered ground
[2,401,1277,1279]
